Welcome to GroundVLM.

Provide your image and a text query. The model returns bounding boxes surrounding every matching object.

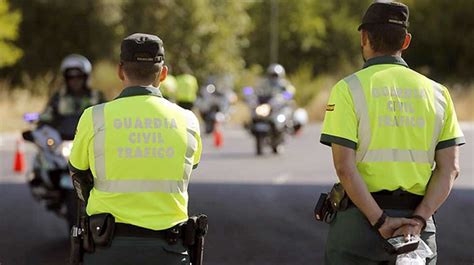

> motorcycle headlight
[276,114,286,123]
[255,104,271,117]
[60,141,74,158]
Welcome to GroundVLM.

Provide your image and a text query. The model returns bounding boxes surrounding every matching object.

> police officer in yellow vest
[69,33,202,265]
[176,73,199,110]
[320,2,465,264]
[160,73,178,101]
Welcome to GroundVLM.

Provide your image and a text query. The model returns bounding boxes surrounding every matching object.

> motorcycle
[244,87,308,156]
[196,80,237,134]
[22,112,78,229]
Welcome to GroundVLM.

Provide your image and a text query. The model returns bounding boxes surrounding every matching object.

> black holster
[70,201,94,265]
[89,213,115,248]
[184,214,208,265]
[69,170,94,265]
[314,183,349,224]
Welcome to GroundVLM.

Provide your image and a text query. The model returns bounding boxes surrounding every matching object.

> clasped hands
[377,216,423,240]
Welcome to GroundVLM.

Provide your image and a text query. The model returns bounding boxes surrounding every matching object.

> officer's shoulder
[332,75,354,90]
[409,70,450,92]
[83,102,106,116]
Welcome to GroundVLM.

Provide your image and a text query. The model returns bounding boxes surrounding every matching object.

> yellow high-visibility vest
[321,56,465,195]
[69,86,202,230]
[160,74,177,100]
[176,74,198,103]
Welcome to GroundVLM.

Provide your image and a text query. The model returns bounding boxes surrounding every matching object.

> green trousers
[325,207,437,265]
[84,237,190,265]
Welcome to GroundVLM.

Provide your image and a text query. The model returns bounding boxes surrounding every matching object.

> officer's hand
[393,224,423,241]
[378,217,418,239]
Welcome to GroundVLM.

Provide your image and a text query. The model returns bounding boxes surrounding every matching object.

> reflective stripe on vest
[428,81,447,164]
[344,74,371,162]
[91,104,196,193]
[92,103,106,180]
[344,74,446,165]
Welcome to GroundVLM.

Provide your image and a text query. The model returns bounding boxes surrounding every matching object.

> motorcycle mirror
[282,91,293,100]
[24,112,40,123]
[22,130,34,142]
[243,86,254,96]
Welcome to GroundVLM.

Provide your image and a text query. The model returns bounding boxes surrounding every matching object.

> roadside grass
[450,84,474,121]
[0,80,47,132]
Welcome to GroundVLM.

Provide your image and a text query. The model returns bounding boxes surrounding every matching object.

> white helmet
[266,63,286,78]
[60,54,92,75]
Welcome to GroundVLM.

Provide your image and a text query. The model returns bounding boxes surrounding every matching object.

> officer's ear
[360,30,369,47]
[401,33,412,51]
[158,65,168,83]
[118,62,125,81]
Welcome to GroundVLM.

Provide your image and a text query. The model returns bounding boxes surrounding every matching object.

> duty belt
[115,223,182,242]
[349,189,423,210]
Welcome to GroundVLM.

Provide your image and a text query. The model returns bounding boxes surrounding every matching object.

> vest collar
[363,55,409,69]
[115,86,163,100]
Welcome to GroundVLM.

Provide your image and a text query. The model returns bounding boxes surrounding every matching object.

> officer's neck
[123,79,155,88]
[366,50,403,60]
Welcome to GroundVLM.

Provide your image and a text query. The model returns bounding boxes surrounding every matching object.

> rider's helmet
[266,63,286,79]
[60,54,92,79]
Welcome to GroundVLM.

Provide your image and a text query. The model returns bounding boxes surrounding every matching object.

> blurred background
[0,0,473,131]
[0,1,473,265]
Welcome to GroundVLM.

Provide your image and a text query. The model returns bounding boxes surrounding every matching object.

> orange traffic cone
[213,121,223,148]
[13,139,26,173]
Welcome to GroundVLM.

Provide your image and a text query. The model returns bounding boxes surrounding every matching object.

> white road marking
[273,173,290,185]
[0,175,27,184]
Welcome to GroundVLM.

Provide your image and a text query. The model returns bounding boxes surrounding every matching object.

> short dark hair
[121,61,162,83]
[363,24,407,54]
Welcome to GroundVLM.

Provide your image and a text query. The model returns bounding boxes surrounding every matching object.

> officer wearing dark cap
[69,33,202,265]
[319,1,464,264]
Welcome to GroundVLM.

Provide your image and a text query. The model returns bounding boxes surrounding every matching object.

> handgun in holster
[314,192,334,223]
[184,214,208,265]
[314,183,349,224]
[69,169,94,265]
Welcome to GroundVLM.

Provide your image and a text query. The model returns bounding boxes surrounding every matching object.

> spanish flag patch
[326,104,335,111]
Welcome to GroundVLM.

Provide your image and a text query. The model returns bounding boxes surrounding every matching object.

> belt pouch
[89,213,115,248]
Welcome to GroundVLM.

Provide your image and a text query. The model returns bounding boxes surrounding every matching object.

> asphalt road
[0,123,473,265]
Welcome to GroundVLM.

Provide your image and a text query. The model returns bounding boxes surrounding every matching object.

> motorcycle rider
[39,54,106,140]
[196,75,237,134]
[254,64,297,132]
[28,54,105,217]
[256,63,295,99]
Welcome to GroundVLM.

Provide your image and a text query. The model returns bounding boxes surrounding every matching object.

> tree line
[1,0,473,86]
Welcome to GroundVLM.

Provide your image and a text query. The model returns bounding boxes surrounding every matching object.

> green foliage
[245,0,371,75]
[3,0,473,87]
[290,64,323,107]
[121,0,251,82]
[405,0,474,81]
[0,0,22,67]
[10,0,121,78]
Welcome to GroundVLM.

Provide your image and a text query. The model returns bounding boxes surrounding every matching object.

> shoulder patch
[326,104,335,111]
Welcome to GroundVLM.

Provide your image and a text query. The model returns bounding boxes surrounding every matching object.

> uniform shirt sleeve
[320,79,358,149]
[186,111,202,169]
[69,108,93,171]
[436,87,466,150]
